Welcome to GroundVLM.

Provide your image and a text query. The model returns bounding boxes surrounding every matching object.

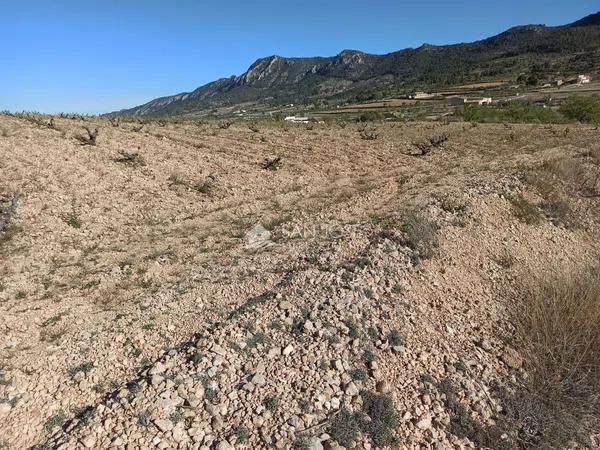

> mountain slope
[113,12,600,117]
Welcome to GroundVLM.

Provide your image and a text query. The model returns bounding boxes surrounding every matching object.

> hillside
[1,114,600,448]
[113,12,600,117]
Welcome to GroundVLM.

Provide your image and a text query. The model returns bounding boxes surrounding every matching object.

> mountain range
[113,11,600,117]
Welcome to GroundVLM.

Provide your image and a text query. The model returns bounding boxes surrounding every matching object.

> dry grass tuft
[540,157,599,198]
[508,267,600,447]
[507,193,542,225]
[400,213,439,261]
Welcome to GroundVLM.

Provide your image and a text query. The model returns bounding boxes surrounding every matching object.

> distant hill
[113,12,600,117]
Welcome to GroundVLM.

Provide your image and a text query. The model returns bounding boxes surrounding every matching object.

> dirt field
[0,116,599,449]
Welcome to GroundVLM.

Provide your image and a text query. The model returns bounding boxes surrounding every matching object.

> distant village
[406,74,593,108]
[234,73,595,121]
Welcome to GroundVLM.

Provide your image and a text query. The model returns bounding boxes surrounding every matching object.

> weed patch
[400,213,439,261]
[506,267,600,447]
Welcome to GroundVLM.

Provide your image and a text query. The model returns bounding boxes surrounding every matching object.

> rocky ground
[0,115,598,449]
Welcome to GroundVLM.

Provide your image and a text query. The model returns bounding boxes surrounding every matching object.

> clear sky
[0,1,597,114]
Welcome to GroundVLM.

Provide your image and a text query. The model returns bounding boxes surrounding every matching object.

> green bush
[329,408,364,447]
[461,101,563,124]
[328,391,398,447]
[560,96,600,124]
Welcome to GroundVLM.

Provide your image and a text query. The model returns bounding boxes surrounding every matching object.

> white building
[464,97,493,106]
[284,116,309,123]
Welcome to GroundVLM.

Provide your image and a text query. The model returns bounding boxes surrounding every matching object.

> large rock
[244,223,273,250]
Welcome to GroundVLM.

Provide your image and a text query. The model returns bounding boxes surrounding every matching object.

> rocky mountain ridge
[112,12,600,117]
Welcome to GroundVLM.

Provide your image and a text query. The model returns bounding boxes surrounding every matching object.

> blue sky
[0,1,597,114]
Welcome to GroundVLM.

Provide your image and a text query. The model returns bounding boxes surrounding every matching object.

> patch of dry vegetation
[400,213,439,261]
[507,268,600,448]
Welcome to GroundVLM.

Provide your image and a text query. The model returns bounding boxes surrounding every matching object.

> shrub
[44,411,67,431]
[264,396,279,412]
[353,256,371,269]
[234,426,250,443]
[350,368,368,381]
[362,349,375,365]
[292,438,309,449]
[204,387,217,401]
[169,410,184,424]
[329,408,364,447]
[191,352,204,364]
[401,213,439,260]
[65,212,81,229]
[68,361,94,378]
[431,378,502,447]
[507,267,600,448]
[73,405,95,429]
[387,329,403,346]
[344,320,360,339]
[328,391,398,447]
[192,175,217,195]
[357,111,383,122]
[360,391,398,446]
[246,332,267,349]
[560,96,600,124]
